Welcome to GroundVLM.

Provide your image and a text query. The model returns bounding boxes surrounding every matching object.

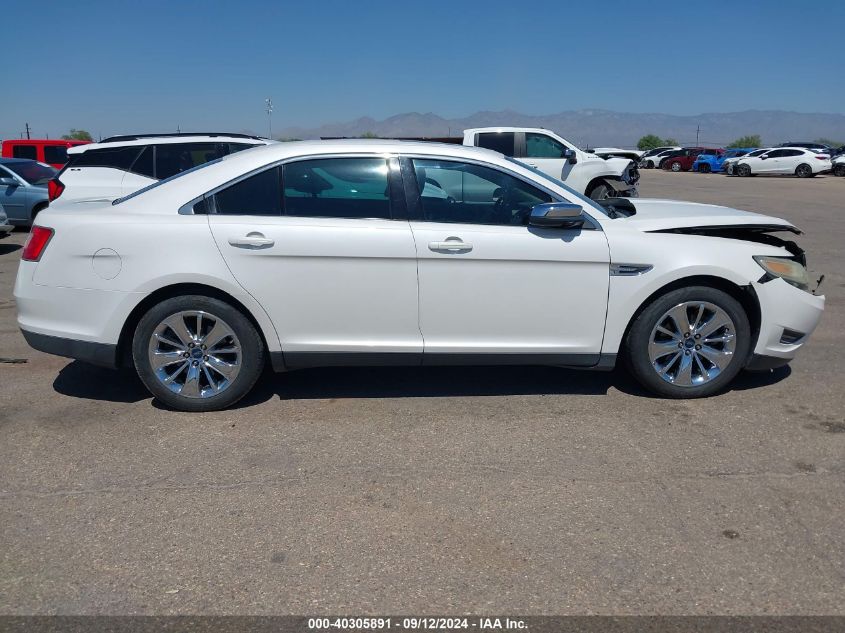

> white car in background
[49,133,274,204]
[17,140,824,411]
[639,147,682,169]
[734,147,832,177]
[832,155,845,177]
[723,148,772,175]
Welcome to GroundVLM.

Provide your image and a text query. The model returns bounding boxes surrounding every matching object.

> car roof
[0,157,44,165]
[68,134,273,155]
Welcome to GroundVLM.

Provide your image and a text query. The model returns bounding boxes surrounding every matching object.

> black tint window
[12,145,37,160]
[283,158,391,219]
[129,146,155,178]
[73,146,142,170]
[766,150,786,158]
[43,146,69,164]
[525,133,567,158]
[155,143,229,180]
[476,133,516,156]
[412,159,552,226]
[782,149,803,157]
[228,143,254,154]
[214,167,282,215]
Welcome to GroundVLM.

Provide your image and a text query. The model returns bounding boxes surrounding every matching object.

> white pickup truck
[460,127,639,200]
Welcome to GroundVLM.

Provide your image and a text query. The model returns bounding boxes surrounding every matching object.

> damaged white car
[16,140,824,411]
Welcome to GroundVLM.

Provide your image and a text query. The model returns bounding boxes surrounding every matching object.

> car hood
[612,198,799,233]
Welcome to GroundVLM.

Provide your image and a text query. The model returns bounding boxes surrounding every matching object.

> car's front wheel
[670,161,682,172]
[737,164,752,177]
[588,182,613,201]
[645,160,655,169]
[699,163,711,173]
[132,295,265,411]
[834,163,845,177]
[624,287,751,398]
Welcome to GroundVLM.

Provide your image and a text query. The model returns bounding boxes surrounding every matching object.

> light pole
[265,98,273,139]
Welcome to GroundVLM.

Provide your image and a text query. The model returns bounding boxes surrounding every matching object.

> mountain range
[274,109,845,148]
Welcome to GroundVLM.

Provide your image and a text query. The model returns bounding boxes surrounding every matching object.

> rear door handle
[228,233,275,248]
[428,239,472,252]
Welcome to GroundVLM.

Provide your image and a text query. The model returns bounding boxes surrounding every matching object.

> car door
[777,149,803,174]
[758,149,785,173]
[403,156,610,364]
[207,156,423,366]
[0,166,27,222]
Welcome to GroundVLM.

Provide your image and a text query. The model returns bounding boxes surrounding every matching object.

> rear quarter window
[12,145,38,160]
[72,146,143,170]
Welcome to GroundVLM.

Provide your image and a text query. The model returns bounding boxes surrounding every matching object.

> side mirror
[760,155,768,160]
[529,202,585,228]
[0,177,18,187]
[563,148,578,164]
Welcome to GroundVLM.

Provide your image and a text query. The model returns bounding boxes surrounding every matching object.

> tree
[637,134,664,151]
[727,135,762,148]
[61,129,93,141]
[360,131,379,138]
[663,138,679,146]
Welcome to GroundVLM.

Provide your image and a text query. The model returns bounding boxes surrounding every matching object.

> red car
[662,147,723,172]
[1,139,91,169]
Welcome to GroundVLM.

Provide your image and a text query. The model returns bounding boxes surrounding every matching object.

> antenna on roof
[265,98,274,140]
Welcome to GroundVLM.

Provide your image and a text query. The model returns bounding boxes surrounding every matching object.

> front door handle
[228,233,275,249]
[428,238,472,252]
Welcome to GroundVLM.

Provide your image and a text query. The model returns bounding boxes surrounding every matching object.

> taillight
[21,226,54,262]
[48,178,64,202]
[815,155,828,160]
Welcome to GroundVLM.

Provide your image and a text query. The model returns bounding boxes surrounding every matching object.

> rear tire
[737,164,752,177]
[645,160,655,169]
[834,163,845,177]
[699,164,711,173]
[795,163,813,178]
[132,295,265,412]
[670,161,682,172]
[623,286,751,399]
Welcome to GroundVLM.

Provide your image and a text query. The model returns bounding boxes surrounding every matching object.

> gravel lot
[1,169,843,615]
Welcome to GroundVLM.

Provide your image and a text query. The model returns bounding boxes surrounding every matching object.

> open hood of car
[612,198,800,234]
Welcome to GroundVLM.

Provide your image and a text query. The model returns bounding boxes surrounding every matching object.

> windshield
[4,161,56,185]
[113,157,224,205]
[505,157,609,217]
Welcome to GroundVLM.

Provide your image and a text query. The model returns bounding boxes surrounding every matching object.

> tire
[725,164,735,176]
[645,160,655,169]
[699,164,711,173]
[795,163,813,178]
[132,295,265,412]
[834,163,845,177]
[670,161,682,172]
[623,286,751,399]
[588,182,613,201]
[737,164,752,177]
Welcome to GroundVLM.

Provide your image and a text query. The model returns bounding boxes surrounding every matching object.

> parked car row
[639,143,840,178]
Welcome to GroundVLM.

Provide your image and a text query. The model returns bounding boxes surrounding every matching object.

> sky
[3,0,844,140]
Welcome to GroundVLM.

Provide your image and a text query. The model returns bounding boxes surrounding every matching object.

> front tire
[669,161,682,172]
[834,163,845,177]
[795,163,813,178]
[588,182,613,201]
[624,287,751,398]
[132,295,265,411]
[737,164,752,177]
[699,163,711,173]
[645,160,655,169]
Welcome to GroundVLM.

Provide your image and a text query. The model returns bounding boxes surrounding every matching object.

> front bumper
[750,276,825,365]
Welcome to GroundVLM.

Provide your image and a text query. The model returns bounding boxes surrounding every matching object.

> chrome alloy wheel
[147,310,242,398]
[648,301,736,387]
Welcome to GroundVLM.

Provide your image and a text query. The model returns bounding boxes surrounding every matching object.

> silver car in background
[0,158,56,226]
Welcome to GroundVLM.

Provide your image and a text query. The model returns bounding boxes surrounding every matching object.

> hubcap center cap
[191,347,204,359]
[684,338,695,349]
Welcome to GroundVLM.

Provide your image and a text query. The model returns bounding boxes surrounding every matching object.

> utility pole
[25,122,31,139]
[696,124,700,146]
[265,98,273,139]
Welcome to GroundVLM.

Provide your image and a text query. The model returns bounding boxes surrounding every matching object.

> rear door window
[214,167,282,216]
[129,146,155,178]
[283,158,392,219]
[155,143,230,180]
[12,145,38,160]
[475,132,516,157]
[43,146,69,164]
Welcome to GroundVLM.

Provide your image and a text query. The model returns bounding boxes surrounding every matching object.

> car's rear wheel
[737,164,752,177]
[645,160,655,169]
[132,295,265,412]
[795,163,813,178]
[670,161,682,172]
[624,286,751,398]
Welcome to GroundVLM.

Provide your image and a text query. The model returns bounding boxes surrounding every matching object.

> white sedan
[734,147,832,177]
[15,140,825,411]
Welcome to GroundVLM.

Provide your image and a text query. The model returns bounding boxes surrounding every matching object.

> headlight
[754,256,810,291]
